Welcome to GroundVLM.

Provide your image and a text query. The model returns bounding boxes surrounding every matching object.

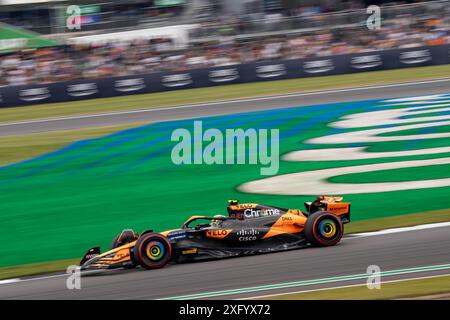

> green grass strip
[0,258,79,281]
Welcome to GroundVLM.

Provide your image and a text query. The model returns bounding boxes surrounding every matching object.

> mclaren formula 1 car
[80,196,351,270]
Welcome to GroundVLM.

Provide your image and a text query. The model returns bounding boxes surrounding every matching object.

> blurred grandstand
[0,0,449,87]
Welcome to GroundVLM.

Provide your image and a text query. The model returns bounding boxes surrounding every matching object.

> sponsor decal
[329,205,347,211]
[243,208,280,218]
[237,229,260,241]
[209,68,239,83]
[19,88,50,102]
[327,204,348,215]
[236,204,254,209]
[83,253,98,260]
[181,248,198,255]
[351,55,382,69]
[400,50,431,64]
[206,229,231,239]
[114,78,145,92]
[67,83,98,97]
[341,217,350,223]
[168,231,187,241]
[256,64,286,78]
[162,74,192,87]
[303,59,334,74]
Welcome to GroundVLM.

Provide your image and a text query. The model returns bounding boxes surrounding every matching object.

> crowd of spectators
[0,9,448,87]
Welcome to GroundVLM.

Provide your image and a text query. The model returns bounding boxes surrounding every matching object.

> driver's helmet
[211,215,225,228]
[316,195,325,203]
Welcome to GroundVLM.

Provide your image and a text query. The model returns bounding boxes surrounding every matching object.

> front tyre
[305,211,343,246]
[134,233,172,270]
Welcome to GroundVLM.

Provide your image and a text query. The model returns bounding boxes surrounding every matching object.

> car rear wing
[304,202,351,224]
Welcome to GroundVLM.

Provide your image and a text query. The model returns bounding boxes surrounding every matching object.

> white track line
[0,278,20,285]
[0,270,103,285]
[242,273,450,300]
[1,78,449,127]
[350,221,450,238]
[1,220,449,286]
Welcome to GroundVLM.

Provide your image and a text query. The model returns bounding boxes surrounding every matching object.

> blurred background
[1,0,450,300]
[0,0,448,87]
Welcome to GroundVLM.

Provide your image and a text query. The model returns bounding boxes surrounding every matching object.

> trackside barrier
[0,44,449,108]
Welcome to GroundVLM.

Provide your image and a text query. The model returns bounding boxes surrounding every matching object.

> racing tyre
[305,211,343,246]
[134,233,172,270]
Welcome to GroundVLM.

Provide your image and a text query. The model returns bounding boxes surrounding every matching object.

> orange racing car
[80,196,351,270]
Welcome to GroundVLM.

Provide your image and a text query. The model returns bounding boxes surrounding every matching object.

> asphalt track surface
[1,78,450,136]
[1,224,450,299]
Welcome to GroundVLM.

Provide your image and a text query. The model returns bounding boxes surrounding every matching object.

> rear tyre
[134,233,172,270]
[305,211,343,246]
